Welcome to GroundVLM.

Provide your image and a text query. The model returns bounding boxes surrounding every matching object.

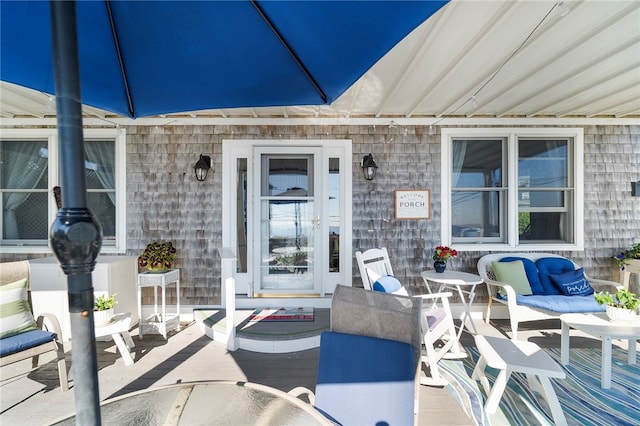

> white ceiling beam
[496,38,640,117]
[4,116,639,128]
[404,1,518,117]
[551,81,640,118]
[492,2,640,116]
[528,68,639,117]
[373,3,451,117]
[588,96,640,118]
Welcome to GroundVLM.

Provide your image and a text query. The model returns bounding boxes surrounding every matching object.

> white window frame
[441,127,584,252]
[1,128,127,254]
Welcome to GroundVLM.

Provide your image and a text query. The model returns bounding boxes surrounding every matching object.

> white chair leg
[420,348,448,386]
[510,319,519,341]
[485,300,492,324]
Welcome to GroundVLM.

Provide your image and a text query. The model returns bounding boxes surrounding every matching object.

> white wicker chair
[477,253,620,340]
[0,261,68,391]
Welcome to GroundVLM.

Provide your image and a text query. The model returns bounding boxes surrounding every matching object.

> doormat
[249,307,314,322]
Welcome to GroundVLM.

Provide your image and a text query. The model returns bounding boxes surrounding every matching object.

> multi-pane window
[442,128,583,251]
[0,129,126,253]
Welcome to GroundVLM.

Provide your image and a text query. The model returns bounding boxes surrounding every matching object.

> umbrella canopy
[1,0,448,118]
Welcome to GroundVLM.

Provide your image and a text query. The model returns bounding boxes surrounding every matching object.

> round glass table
[50,381,330,425]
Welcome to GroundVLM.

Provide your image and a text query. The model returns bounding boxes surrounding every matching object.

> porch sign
[395,190,430,220]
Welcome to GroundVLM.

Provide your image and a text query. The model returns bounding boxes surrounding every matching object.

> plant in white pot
[594,288,639,323]
[94,293,117,326]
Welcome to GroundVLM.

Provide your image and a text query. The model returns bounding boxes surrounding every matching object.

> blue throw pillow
[373,275,402,293]
[500,257,544,294]
[549,268,594,296]
[535,257,575,295]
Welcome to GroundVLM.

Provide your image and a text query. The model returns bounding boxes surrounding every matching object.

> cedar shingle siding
[2,125,638,306]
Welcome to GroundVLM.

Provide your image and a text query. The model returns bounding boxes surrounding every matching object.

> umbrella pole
[49,1,103,424]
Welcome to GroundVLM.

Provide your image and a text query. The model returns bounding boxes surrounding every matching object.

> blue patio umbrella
[1,0,448,118]
[1,1,448,423]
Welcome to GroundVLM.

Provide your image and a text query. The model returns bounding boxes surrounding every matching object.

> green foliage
[613,242,640,270]
[94,293,117,311]
[594,288,639,311]
[138,241,177,271]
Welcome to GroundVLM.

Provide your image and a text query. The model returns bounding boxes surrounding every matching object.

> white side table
[137,269,180,339]
[560,313,640,389]
[421,270,483,338]
[94,313,135,365]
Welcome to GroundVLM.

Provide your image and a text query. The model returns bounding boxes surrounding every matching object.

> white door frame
[222,139,352,298]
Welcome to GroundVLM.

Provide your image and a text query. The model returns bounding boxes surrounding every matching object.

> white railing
[219,247,237,351]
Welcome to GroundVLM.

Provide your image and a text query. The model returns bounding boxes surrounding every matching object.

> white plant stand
[137,269,180,339]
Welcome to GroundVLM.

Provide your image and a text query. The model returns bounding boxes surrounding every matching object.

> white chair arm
[414,292,453,301]
[288,386,315,405]
[585,276,621,293]
[36,313,65,342]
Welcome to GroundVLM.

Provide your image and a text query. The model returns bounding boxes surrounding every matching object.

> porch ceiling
[1,0,639,122]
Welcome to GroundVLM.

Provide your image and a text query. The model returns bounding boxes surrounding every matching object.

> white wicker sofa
[477,253,620,340]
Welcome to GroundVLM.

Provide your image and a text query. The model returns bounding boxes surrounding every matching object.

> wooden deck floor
[1,319,476,425]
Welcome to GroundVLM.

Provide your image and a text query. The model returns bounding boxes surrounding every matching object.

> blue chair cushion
[536,257,576,295]
[500,257,544,294]
[514,294,605,313]
[549,268,594,296]
[314,331,415,426]
[0,329,56,357]
[372,275,402,293]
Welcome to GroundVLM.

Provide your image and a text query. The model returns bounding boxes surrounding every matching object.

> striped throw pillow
[0,278,38,339]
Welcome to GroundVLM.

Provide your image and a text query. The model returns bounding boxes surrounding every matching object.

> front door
[222,139,352,299]
[253,148,321,296]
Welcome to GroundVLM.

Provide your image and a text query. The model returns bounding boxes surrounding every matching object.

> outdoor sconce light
[194,154,211,182]
[632,181,640,197]
[361,154,378,181]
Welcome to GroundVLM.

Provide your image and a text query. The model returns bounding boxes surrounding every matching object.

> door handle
[316,215,320,229]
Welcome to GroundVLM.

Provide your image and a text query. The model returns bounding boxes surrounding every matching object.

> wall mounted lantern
[632,181,640,197]
[361,154,378,181]
[194,154,211,182]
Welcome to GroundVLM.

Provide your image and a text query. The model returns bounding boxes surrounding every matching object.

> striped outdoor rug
[441,345,640,426]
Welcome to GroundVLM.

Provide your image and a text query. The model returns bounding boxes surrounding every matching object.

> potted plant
[613,242,640,270]
[138,241,177,273]
[432,245,457,273]
[94,293,117,326]
[594,288,639,323]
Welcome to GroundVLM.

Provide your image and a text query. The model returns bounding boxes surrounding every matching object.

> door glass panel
[260,154,314,292]
[236,158,247,273]
[328,158,340,272]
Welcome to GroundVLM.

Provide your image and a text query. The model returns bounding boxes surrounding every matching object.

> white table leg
[484,369,511,413]
[112,332,134,366]
[137,284,144,339]
[602,335,612,389]
[161,283,167,339]
[628,339,637,364]
[176,278,181,331]
[464,284,479,334]
[561,322,570,365]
